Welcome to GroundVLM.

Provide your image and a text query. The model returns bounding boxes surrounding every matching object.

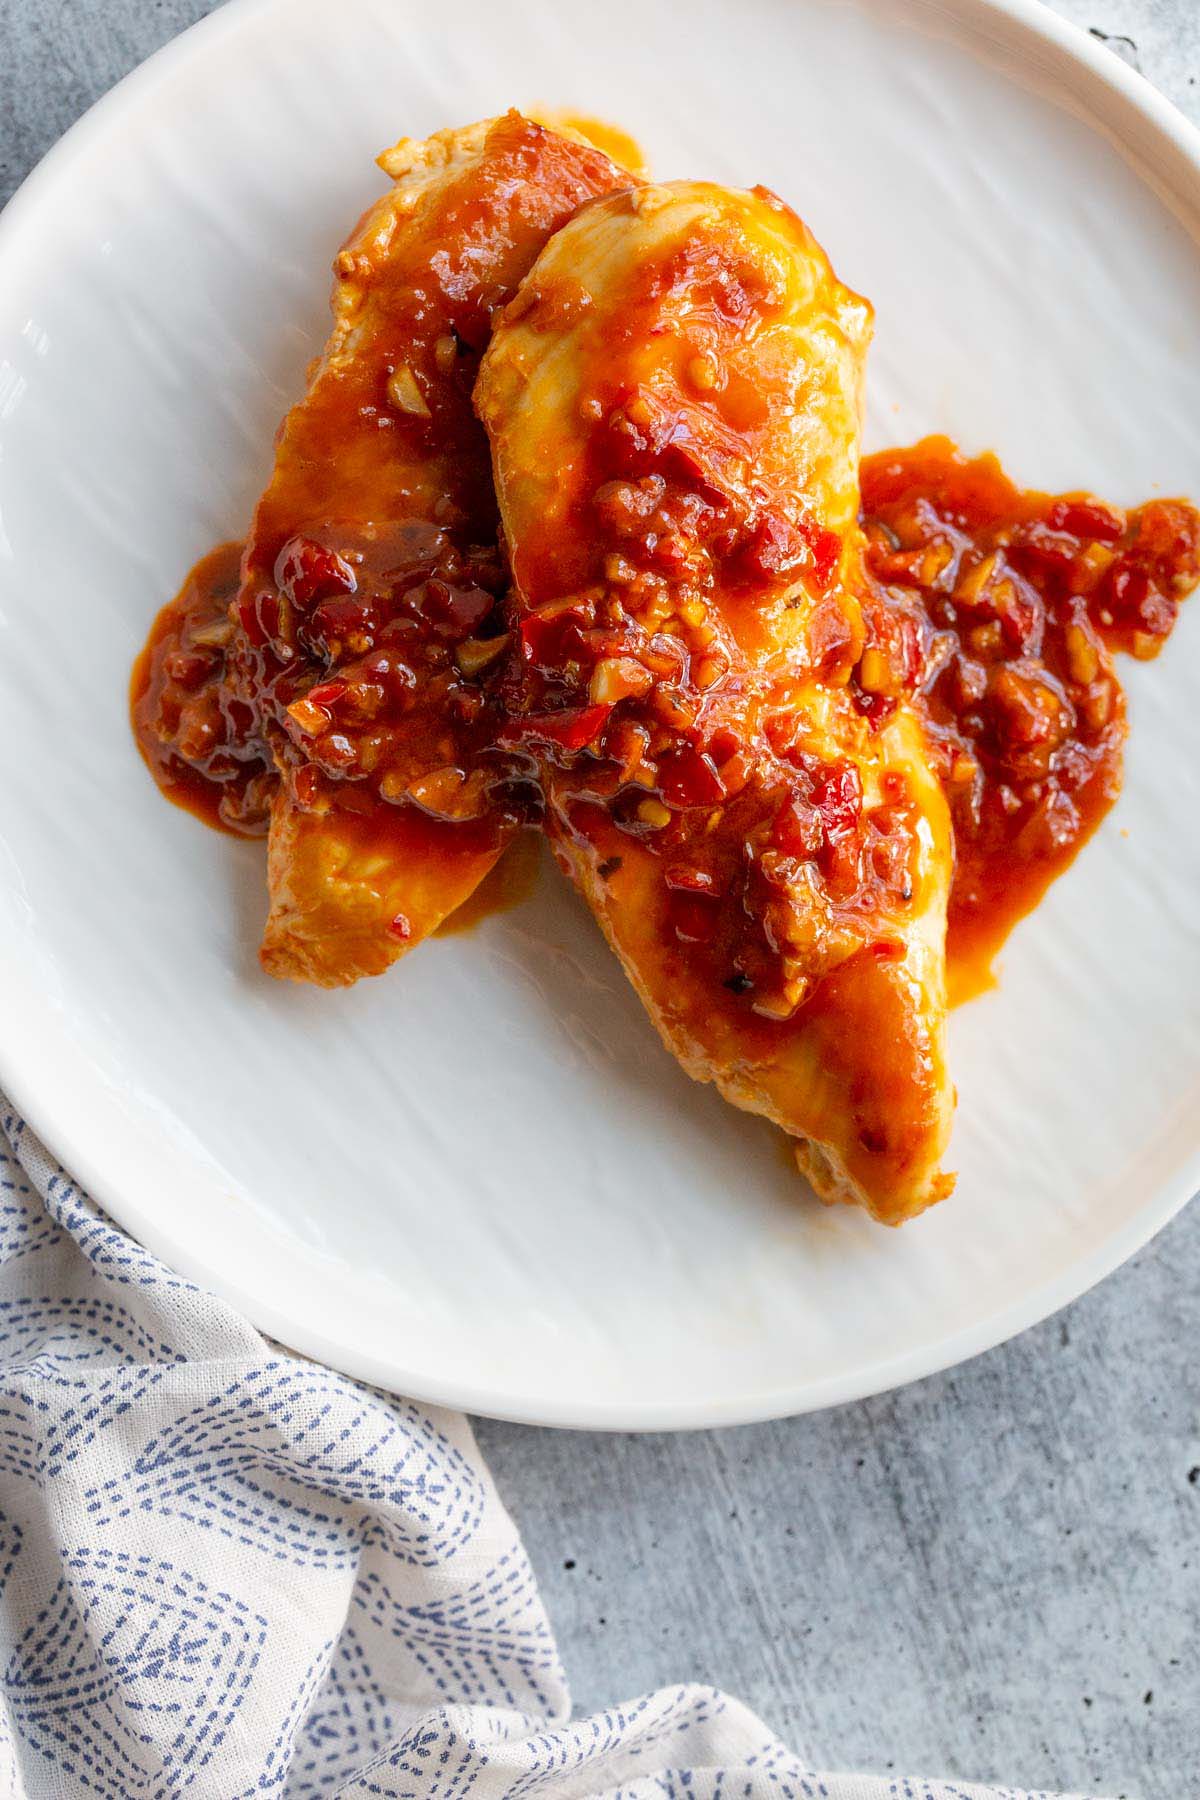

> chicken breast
[476,181,955,1223]
[226,113,633,984]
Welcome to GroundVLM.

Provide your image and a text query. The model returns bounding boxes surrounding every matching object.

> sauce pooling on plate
[857,438,1200,991]
[132,444,1200,980]
[131,541,275,836]
[529,112,651,179]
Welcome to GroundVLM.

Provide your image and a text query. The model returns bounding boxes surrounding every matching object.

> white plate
[1,0,1198,1429]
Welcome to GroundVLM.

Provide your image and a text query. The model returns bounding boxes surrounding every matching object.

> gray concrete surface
[2,3,1197,1795]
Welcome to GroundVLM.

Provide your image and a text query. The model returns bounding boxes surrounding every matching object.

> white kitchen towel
[0,1097,1095,1800]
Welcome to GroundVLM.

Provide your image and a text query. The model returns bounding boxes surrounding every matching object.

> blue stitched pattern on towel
[0,1106,1098,1800]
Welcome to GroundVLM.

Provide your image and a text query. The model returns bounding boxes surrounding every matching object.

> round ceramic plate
[1,0,1197,1428]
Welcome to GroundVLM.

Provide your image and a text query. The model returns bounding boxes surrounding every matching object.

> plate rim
[1,0,1198,1429]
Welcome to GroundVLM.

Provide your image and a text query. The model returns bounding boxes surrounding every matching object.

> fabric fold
[0,1101,1097,1799]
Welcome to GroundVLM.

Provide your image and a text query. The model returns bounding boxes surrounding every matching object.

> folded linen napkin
[0,1098,1096,1799]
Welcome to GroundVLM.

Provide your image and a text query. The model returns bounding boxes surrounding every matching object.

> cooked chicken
[224,113,633,984]
[476,181,955,1222]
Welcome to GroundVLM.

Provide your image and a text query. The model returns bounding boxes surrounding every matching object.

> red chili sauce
[131,528,524,846]
[132,441,1200,976]
[131,542,274,835]
[858,438,1200,988]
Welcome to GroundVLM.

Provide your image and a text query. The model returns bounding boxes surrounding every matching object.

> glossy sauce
[170,116,637,971]
[858,438,1200,989]
[434,828,544,933]
[531,112,649,179]
[132,444,1200,973]
[131,541,276,835]
[482,195,899,1028]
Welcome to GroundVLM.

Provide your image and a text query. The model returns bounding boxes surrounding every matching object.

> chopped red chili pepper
[771,793,823,859]
[306,679,349,709]
[519,610,587,666]
[275,536,357,608]
[657,746,726,809]
[499,703,613,752]
[665,865,719,894]
[307,596,378,648]
[798,517,842,589]
[811,763,863,837]
[1045,498,1124,543]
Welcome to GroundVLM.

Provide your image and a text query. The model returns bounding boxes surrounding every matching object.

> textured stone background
[1,4,1197,1796]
